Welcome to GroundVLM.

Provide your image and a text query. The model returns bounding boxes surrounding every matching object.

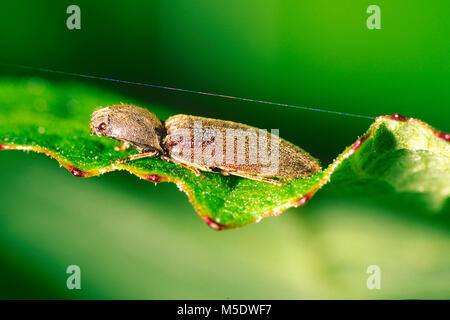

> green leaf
[1,78,449,229]
[327,118,450,212]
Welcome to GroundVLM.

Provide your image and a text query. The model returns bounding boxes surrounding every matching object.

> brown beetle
[90,105,321,185]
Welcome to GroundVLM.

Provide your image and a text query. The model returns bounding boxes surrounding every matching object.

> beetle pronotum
[90,105,321,185]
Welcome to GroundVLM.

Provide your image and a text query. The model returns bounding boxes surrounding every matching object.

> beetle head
[90,105,166,152]
[90,108,110,136]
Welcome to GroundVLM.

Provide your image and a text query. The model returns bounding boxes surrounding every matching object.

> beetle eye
[98,122,107,131]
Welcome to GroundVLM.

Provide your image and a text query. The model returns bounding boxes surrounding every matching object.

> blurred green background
[0,0,449,298]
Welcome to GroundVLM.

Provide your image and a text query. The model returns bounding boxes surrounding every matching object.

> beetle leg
[179,164,204,177]
[114,142,130,152]
[228,172,286,186]
[160,155,204,177]
[112,150,160,164]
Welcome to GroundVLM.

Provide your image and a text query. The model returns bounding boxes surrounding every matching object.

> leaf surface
[1,78,448,229]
